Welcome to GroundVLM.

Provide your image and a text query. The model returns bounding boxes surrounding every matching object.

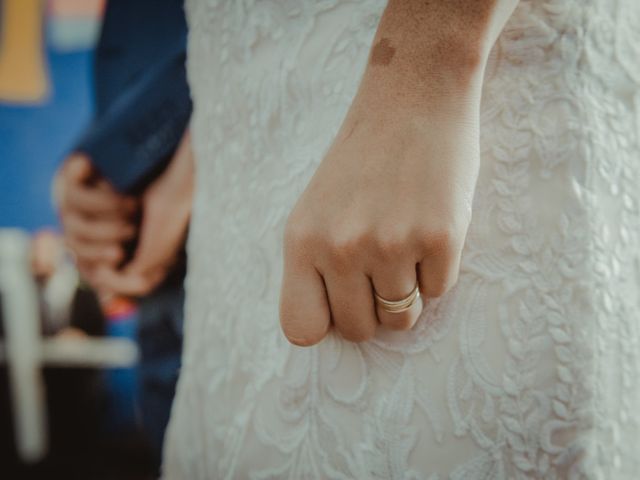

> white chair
[0,229,138,463]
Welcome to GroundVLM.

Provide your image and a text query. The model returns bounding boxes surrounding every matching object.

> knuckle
[432,230,455,254]
[416,227,460,256]
[374,230,409,259]
[434,230,459,254]
[327,230,369,266]
[283,219,315,254]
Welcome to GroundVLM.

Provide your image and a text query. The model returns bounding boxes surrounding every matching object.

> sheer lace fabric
[163,1,640,478]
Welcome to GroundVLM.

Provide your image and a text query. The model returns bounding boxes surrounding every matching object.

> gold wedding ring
[374,282,420,314]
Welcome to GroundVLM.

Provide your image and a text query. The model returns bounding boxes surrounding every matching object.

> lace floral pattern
[163,1,640,478]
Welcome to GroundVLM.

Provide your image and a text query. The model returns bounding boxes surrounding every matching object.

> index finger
[279,260,331,347]
[62,183,137,218]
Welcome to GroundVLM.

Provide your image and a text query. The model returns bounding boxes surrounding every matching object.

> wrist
[356,38,487,122]
[147,186,191,222]
[357,0,503,116]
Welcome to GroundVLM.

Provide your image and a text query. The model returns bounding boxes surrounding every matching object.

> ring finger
[63,213,135,243]
[370,260,423,331]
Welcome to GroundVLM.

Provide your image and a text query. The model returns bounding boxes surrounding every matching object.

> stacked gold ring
[374,282,420,313]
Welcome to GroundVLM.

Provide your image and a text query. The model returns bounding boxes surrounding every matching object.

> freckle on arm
[370,37,396,66]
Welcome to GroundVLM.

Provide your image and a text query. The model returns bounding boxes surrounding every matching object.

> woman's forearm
[353,0,519,114]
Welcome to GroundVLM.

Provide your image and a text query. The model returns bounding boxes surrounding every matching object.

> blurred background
[1,0,179,478]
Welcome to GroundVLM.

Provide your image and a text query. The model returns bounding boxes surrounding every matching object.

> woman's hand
[280,99,478,346]
[279,0,519,346]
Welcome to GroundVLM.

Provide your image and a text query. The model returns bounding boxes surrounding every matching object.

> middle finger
[63,183,137,218]
[63,213,136,243]
[323,270,378,342]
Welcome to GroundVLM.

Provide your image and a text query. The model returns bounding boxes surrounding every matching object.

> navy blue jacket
[75,0,192,194]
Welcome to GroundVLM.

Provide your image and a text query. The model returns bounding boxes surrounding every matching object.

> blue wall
[0,47,94,232]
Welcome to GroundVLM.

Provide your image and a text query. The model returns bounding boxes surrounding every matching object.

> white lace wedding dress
[162,1,640,478]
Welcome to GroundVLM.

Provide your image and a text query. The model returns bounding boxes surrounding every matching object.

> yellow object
[0,0,50,104]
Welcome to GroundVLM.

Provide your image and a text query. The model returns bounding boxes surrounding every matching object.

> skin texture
[93,132,194,296]
[55,154,138,284]
[30,229,64,282]
[279,0,519,346]
[370,38,396,66]
[55,131,194,297]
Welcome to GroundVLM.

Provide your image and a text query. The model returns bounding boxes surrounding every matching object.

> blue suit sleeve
[74,51,192,194]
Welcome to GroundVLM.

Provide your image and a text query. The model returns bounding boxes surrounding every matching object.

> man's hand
[93,131,194,297]
[54,154,138,286]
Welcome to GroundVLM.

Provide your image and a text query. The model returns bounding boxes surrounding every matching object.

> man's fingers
[64,154,94,184]
[279,261,331,347]
[62,184,137,218]
[63,213,135,243]
[76,262,98,286]
[58,155,137,218]
[93,265,165,297]
[65,237,124,265]
[125,203,187,278]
